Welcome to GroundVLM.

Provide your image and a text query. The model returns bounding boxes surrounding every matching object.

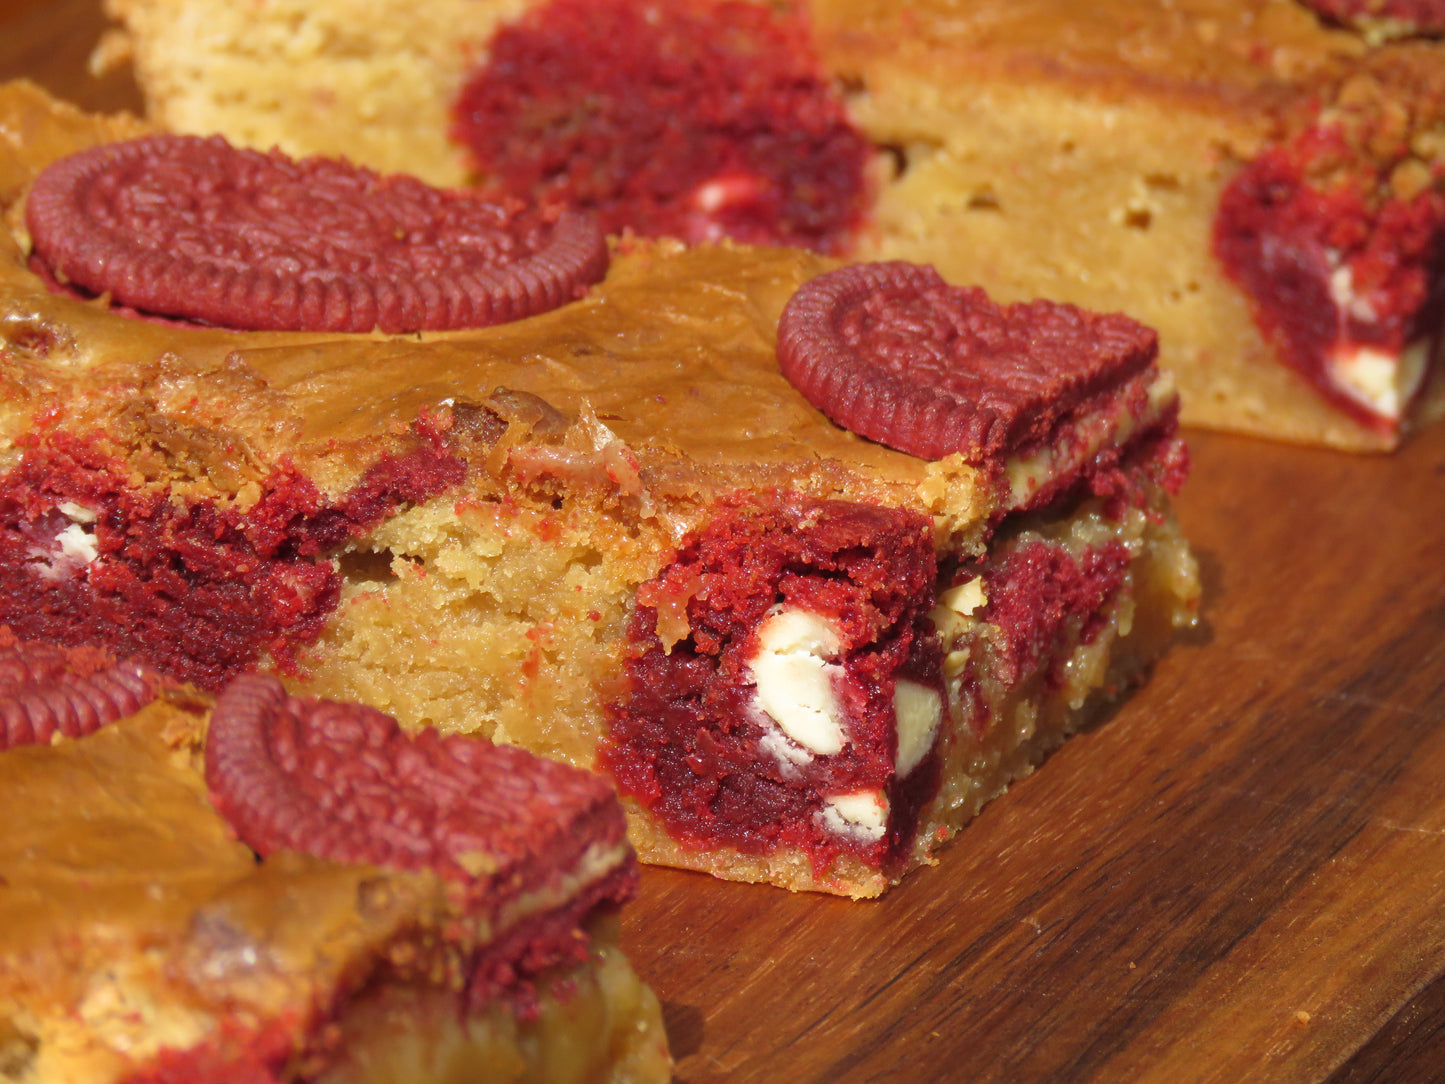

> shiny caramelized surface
[0,81,989,524]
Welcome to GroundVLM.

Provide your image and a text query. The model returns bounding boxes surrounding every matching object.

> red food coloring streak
[979,538,1133,694]
[778,261,1167,488]
[118,1019,296,1084]
[1301,0,1445,35]
[602,497,942,876]
[452,0,872,253]
[26,134,608,332]
[1213,123,1445,431]
[0,630,162,749]
[0,431,465,690]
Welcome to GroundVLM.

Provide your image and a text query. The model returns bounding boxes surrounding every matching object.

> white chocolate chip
[750,607,846,758]
[56,522,99,565]
[29,503,101,580]
[819,790,889,843]
[942,647,972,680]
[1329,263,1380,323]
[893,680,942,777]
[1327,338,1427,423]
[929,578,987,642]
[757,729,810,777]
[941,578,987,617]
[1326,258,1429,422]
[57,500,98,525]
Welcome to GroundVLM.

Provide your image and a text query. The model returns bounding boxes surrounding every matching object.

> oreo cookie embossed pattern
[26,133,608,332]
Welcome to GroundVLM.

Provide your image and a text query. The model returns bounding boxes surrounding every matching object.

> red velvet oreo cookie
[0,631,161,750]
[776,261,1160,467]
[25,134,609,333]
[204,674,627,895]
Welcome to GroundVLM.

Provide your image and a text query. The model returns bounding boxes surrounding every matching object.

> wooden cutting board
[4,2,1444,1079]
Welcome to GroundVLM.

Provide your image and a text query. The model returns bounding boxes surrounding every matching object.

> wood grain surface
[4,3,1444,1080]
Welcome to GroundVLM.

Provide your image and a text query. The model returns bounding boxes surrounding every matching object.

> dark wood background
[5,2,1444,1079]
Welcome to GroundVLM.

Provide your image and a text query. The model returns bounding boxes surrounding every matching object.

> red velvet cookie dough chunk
[0,630,160,750]
[0,429,464,691]
[452,0,871,252]
[25,133,608,332]
[970,537,1133,727]
[778,261,1180,509]
[1214,95,1445,432]
[602,498,945,884]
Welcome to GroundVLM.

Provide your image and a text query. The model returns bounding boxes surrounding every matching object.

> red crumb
[1214,121,1445,430]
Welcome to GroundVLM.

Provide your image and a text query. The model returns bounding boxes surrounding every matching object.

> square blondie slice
[0,83,1199,896]
[0,635,670,1084]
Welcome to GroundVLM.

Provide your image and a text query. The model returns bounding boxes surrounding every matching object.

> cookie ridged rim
[776,261,1158,465]
[25,134,610,333]
[0,638,161,750]
[204,673,628,895]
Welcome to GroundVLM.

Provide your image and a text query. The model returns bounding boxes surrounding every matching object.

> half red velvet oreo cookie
[205,673,628,896]
[25,133,609,332]
[777,261,1162,469]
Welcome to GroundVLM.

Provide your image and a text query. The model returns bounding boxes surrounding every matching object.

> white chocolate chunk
[893,680,942,777]
[929,578,988,643]
[1327,338,1428,423]
[750,607,846,757]
[29,503,101,580]
[757,729,810,776]
[942,647,972,681]
[820,790,889,843]
[56,522,99,565]
[57,500,98,525]
[1329,263,1379,323]
[940,578,986,618]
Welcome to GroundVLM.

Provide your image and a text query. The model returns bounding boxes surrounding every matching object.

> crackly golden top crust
[0,79,991,541]
[0,699,250,971]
